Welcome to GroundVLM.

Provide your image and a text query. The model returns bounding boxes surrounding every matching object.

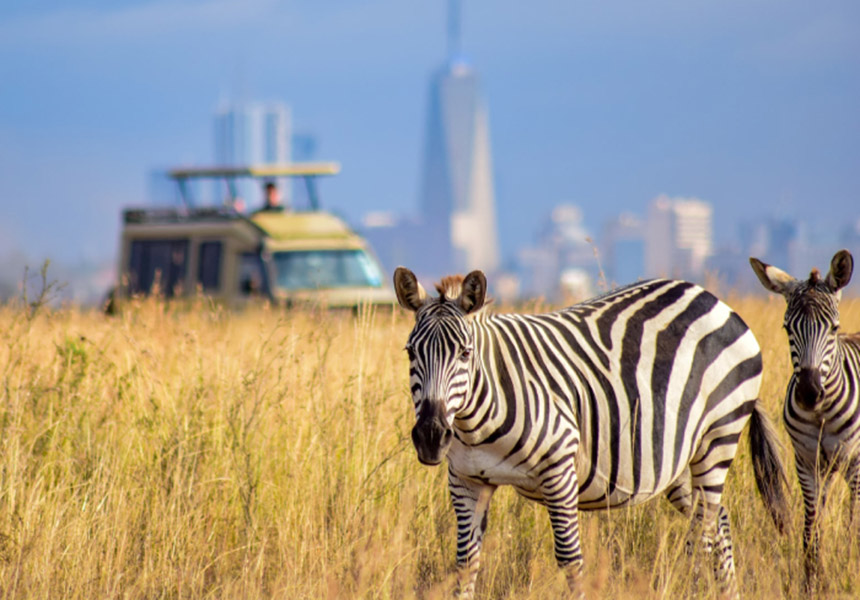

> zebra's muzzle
[411,401,453,466]
[796,367,823,409]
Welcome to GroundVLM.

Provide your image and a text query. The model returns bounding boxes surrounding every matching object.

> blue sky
[1,0,858,274]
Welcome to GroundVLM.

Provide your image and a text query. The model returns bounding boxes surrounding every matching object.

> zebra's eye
[831,324,839,334]
[405,346,416,361]
[460,347,472,361]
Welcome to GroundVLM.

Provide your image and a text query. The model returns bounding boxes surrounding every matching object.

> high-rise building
[214,101,292,208]
[645,194,713,280]
[517,204,598,301]
[415,0,499,279]
[741,217,804,276]
[602,212,645,286]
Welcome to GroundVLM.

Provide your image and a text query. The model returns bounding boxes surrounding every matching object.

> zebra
[750,249,860,589]
[394,267,788,599]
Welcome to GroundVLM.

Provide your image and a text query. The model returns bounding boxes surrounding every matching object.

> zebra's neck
[452,313,584,446]
[821,336,860,407]
[451,318,506,443]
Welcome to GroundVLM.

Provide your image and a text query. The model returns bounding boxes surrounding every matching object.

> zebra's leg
[797,455,831,592]
[686,422,742,598]
[448,470,496,600]
[668,472,713,592]
[711,504,738,600]
[665,470,694,556]
[679,487,738,600]
[847,456,860,534]
[666,471,693,515]
[542,461,585,599]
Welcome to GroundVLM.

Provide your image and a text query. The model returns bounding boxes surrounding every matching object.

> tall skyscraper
[645,194,713,280]
[214,101,292,207]
[416,0,499,278]
[603,212,645,285]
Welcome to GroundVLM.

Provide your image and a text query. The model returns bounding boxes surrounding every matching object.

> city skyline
[1,1,858,298]
[493,194,860,301]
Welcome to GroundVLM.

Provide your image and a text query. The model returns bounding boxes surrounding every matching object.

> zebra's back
[475,278,763,508]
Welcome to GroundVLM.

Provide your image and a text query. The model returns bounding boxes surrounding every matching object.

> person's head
[264,181,281,208]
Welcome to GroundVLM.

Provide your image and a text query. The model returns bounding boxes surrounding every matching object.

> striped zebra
[394,268,788,599]
[750,249,860,589]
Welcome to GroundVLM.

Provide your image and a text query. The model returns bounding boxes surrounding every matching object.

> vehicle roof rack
[167,162,340,179]
[123,205,247,225]
[167,162,341,210]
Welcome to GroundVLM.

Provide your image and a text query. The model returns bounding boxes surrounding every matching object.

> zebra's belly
[446,444,542,492]
[574,449,688,509]
[447,443,671,507]
[576,472,663,509]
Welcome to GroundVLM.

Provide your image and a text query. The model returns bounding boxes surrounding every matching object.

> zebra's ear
[393,267,427,312]
[458,270,487,315]
[749,257,796,296]
[825,249,853,292]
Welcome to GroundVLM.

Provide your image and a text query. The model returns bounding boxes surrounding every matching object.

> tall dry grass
[0,292,859,599]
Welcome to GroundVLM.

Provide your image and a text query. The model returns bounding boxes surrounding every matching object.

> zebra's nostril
[796,367,824,407]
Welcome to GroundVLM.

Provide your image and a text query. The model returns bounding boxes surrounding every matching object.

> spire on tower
[447,0,461,61]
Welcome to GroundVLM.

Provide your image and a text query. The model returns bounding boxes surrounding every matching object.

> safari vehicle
[115,162,396,310]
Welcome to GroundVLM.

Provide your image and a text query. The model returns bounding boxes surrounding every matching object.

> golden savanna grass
[1,292,859,599]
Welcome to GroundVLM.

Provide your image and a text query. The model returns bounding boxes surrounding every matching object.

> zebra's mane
[435,275,465,300]
[809,268,821,285]
[431,274,493,314]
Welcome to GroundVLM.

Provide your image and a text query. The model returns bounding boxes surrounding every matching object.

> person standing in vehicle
[257,181,286,213]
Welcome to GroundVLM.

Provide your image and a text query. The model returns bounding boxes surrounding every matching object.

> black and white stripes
[395,268,788,599]
[751,249,860,589]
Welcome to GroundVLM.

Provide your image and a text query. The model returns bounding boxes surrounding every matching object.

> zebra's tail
[748,399,790,535]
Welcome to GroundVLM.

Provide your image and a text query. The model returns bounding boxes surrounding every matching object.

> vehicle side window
[239,253,269,296]
[128,239,188,297]
[198,241,222,291]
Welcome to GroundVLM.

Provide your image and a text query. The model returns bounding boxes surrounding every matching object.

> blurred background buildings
[214,101,293,208]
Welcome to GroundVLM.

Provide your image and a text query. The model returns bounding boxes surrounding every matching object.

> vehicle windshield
[272,249,383,290]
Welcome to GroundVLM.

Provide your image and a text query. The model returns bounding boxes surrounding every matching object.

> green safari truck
[115,163,395,310]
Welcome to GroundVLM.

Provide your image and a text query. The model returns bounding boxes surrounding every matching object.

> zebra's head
[393,267,488,466]
[750,250,854,409]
